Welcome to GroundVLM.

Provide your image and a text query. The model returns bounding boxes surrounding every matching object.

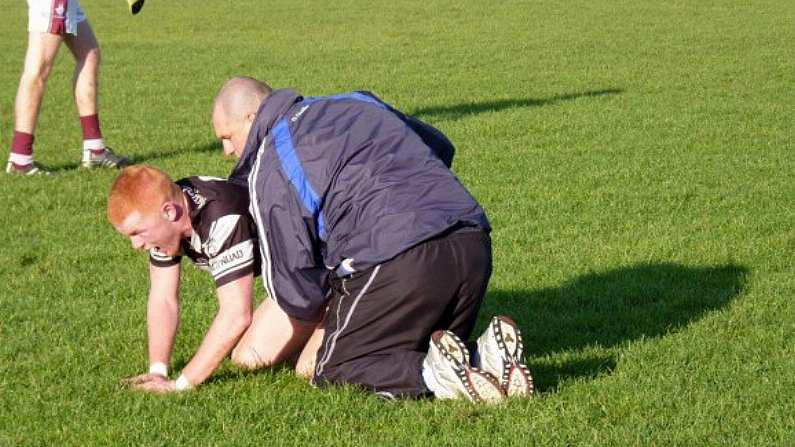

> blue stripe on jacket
[271,93,390,240]
[303,92,388,110]
[272,118,327,239]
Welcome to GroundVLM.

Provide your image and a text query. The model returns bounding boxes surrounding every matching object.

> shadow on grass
[481,262,747,393]
[170,354,298,386]
[200,363,296,386]
[127,141,221,164]
[47,141,221,172]
[409,88,623,121]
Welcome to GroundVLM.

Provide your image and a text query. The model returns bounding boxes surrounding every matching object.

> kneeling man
[107,165,319,393]
[213,77,534,402]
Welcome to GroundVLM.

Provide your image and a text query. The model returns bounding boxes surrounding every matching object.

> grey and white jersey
[149,176,260,288]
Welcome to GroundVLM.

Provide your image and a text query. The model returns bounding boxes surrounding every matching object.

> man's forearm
[145,263,181,374]
[147,292,179,367]
[179,311,251,386]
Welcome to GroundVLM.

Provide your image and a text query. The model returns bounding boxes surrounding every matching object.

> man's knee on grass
[294,351,316,380]
[231,337,309,371]
[294,326,324,379]
[230,343,266,371]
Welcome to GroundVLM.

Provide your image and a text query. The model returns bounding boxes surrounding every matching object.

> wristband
[148,362,168,377]
[175,374,194,391]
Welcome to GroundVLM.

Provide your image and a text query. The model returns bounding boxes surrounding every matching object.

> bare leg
[231,298,318,370]
[13,32,64,135]
[64,20,100,117]
[295,325,325,379]
[64,20,130,169]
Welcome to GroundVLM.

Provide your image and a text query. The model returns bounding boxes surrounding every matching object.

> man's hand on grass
[121,372,167,387]
[133,377,178,394]
[121,373,181,393]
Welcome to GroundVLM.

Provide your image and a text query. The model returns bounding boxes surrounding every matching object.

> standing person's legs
[65,20,99,120]
[64,18,128,168]
[14,32,64,135]
[313,229,492,399]
[7,31,64,172]
[64,20,105,161]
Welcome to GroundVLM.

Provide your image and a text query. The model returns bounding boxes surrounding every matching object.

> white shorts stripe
[317,284,348,376]
[315,265,381,377]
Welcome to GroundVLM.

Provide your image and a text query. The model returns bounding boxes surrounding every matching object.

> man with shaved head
[212,78,533,402]
[212,77,271,159]
[108,165,320,393]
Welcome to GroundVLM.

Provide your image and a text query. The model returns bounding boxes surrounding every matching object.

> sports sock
[80,114,105,155]
[9,131,34,169]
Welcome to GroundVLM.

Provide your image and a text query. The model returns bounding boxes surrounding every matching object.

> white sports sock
[8,153,33,166]
[83,138,105,152]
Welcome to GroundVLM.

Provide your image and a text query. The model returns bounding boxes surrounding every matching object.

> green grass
[1,0,794,445]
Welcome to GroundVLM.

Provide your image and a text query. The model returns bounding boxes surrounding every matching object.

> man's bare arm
[177,273,254,386]
[147,262,181,366]
[135,273,254,393]
[122,262,181,386]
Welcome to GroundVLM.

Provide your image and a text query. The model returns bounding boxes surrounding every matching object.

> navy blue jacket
[230,89,489,321]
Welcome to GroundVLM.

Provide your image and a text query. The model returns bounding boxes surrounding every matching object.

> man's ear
[244,112,256,124]
[160,201,181,222]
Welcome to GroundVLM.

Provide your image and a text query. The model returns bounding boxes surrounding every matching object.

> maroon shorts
[27,0,86,36]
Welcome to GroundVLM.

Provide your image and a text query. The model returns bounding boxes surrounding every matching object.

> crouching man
[107,165,320,393]
[213,77,534,402]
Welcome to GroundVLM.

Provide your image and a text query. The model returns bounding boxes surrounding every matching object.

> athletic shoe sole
[431,330,505,403]
[488,316,535,397]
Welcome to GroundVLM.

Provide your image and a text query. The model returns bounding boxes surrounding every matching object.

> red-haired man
[108,165,319,393]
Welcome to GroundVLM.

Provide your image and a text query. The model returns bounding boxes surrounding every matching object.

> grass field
[1,0,794,445]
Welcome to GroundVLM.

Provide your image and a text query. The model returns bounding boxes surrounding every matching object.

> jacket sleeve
[253,186,329,322]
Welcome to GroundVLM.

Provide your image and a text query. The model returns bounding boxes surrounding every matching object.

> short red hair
[107,165,182,226]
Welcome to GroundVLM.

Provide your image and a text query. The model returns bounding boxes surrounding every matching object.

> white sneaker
[422,330,504,403]
[475,316,534,397]
[5,160,51,176]
[81,147,130,169]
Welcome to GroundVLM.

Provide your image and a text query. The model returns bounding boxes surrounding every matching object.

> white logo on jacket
[291,105,310,123]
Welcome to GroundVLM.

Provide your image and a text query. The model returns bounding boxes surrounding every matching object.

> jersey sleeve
[149,249,181,267]
[205,214,258,287]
